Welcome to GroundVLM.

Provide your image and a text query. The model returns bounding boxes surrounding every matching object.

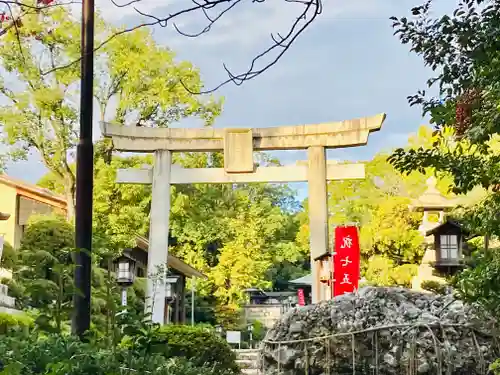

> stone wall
[0,283,18,314]
[260,287,498,375]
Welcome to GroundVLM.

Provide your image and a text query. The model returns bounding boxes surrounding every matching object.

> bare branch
[136,0,323,92]
[1,0,80,11]
[2,0,323,92]
[184,0,322,93]
[109,0,140,8]
[3,1,25,62]
[173,0,242,38]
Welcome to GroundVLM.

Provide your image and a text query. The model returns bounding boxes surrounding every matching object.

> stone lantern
[113,248,136,306]
[409,176,458,237]
[409,177,461,290]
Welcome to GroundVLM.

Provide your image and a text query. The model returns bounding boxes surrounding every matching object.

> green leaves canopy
[388,0,500,237]
[168,154,304,325]
[96,27,222,127]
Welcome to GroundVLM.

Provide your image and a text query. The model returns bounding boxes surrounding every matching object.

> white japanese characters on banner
[333,226,360,296]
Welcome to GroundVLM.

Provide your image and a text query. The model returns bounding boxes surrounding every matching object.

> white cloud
[95,0,174,22]
[109,0,397,85]
[95,0,392,47]
[164,0,391,48]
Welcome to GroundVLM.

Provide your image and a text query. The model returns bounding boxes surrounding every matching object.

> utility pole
[72,0,95,337]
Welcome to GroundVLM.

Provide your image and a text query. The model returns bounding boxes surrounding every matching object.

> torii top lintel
[100,113,386,153]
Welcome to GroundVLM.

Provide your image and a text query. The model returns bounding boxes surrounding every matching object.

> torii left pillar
[148,150,171,323]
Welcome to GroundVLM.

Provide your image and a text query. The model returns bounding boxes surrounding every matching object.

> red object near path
[333,226,360,297]
[297,288,305,306]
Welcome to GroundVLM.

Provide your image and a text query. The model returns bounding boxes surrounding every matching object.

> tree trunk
[64,179,76,221]
[38,153,76,220]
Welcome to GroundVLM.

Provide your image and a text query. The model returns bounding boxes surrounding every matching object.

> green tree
[364,255,417,287]
[326,155,428,267]
[453,249,500,320]
[96,29,221,127]
[92,155,152,254]
[0,240,17,270]
[0,6,221,219]
[274,152,434,289]
[5,214,140,334]
[169,161,305,325]
[388,0,500,237]
[10,215,75,332]
[38,153,152,256]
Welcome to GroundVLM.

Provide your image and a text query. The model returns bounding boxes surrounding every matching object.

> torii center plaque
[101,113,386,324]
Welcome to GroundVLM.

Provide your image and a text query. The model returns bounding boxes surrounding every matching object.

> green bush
[251,320,266,342]
[0,240,17,270]
[364,255,418,287]
[146,325,239,375]
[490,358,500,375]
[453,249,500,318]
[421,280,447,295]
[0,333,229,375]
[0,312,33,335]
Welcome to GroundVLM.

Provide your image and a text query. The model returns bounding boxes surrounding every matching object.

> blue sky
[5,0,455,201]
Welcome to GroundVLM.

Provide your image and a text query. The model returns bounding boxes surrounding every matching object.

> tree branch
[35,0,322,92]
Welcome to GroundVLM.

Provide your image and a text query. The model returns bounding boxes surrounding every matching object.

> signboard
[224,129,254,173]
[297,288,305,306]
[333,226,360,297]
[226,330,242,348]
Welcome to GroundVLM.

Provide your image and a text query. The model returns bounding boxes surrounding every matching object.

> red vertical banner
[297,288,305,306]
[333,226,360,297]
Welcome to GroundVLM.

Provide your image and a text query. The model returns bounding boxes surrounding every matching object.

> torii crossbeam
[101,113,385,324]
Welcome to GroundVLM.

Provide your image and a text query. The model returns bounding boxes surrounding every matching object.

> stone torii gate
[101,113,385,324]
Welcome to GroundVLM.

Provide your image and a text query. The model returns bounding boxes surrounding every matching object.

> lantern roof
[410,177,457,211]
[425,220,470,237]
[114,248,135,264]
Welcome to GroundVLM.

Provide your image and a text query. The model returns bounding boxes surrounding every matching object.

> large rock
[260,287,498,375]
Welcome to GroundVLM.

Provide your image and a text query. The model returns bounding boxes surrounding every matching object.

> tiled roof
[289,274,312,285]
[135,236,206,279]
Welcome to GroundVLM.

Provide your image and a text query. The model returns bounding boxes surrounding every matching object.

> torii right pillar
[306,113,386,303]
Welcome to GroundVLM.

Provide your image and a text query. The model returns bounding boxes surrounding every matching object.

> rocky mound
[260,287,498,375]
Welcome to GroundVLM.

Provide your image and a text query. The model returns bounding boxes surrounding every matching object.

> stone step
[237,353,259,360]
[234,349,260,361]
[241,369,260,375]
[236,359,255,369]
[234,349,260,354]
